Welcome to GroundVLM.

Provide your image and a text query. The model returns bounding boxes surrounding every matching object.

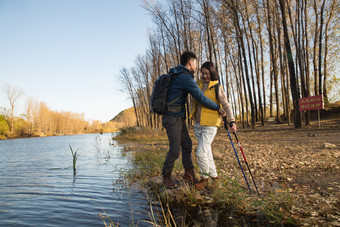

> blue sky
[0,0,154,122]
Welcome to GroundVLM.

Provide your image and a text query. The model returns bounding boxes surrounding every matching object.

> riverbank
[114,116,340,226]
[0,130,116,140]
[0,133,52,140]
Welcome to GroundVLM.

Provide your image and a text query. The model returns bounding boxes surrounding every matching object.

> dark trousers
[162,115,193,176]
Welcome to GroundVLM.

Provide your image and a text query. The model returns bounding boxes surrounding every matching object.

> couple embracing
[161,51,236,189]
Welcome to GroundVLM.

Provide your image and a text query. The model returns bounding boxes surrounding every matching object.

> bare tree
[117,68,140,127]
[4,84,24,133]
[25,97,38,134]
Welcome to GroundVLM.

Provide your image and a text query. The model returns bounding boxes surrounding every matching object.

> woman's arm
[218,86,235,123]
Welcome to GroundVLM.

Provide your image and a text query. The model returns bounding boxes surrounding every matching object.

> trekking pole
[233,132,260,194]
[223,117,251,193]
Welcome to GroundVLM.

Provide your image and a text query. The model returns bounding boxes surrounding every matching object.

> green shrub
[0,115,10,136]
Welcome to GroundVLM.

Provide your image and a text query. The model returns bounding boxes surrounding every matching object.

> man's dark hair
[201,61,219,81]
[180,51,197,66]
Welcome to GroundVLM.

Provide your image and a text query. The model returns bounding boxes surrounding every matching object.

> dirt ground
[208,114,340,226]
[124,106,340,226]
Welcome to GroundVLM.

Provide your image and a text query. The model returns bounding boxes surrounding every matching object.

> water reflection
[0,133,156,226]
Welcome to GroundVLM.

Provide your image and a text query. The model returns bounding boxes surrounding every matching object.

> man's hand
[230,122,237,132]
[218,108,226,117]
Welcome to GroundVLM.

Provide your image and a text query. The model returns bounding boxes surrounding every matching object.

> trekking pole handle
[223,117,228,130]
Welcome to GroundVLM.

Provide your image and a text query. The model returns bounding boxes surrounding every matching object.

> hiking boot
[163,173,177,188]
[183,169,198,184]
[195,178,209,190]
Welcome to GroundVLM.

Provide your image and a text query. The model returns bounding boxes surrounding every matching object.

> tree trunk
[252,5,264,125]
[256,2,266,124]
[283,47,291,125]
[266,0,280,123]
[312,0,319,96]
[303,0,311,125]
[323,0,336,105]
[237,51,246,128]
[234,11,255,128]
[241,1,258,122]
[318,0,326,96]
[277,15,287,122]
[279,0,301,128]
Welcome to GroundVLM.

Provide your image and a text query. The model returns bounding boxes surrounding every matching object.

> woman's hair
[180,51,197,66]
[201,61,219,81]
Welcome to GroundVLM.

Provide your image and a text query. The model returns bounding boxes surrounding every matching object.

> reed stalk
[69,145,79,175]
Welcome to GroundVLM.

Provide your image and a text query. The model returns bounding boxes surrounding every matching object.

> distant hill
[110,107,137,128]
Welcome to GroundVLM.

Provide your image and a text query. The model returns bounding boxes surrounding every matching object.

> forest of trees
[0,85,117,139]
[118,0,339,129]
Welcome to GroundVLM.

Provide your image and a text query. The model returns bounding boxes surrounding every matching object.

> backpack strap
[169,71,181,80]
[167,72,186,106]
[210,83,220,103]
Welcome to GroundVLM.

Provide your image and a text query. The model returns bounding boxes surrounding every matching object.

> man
[162,51,226,188]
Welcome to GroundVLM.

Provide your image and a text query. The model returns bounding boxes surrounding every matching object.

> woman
[190,61,237,190]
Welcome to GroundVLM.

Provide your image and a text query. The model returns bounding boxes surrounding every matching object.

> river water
[0,133,156,226]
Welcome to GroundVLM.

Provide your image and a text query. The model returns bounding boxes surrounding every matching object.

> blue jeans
[162,115,193,175]
[194,123,218,179]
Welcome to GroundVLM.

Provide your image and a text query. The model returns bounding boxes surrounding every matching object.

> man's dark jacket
[165,65,220,117]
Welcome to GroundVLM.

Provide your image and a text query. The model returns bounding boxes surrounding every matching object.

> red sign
[299,95,324,111]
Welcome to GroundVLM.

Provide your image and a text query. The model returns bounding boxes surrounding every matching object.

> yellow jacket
[190,80,222,126]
